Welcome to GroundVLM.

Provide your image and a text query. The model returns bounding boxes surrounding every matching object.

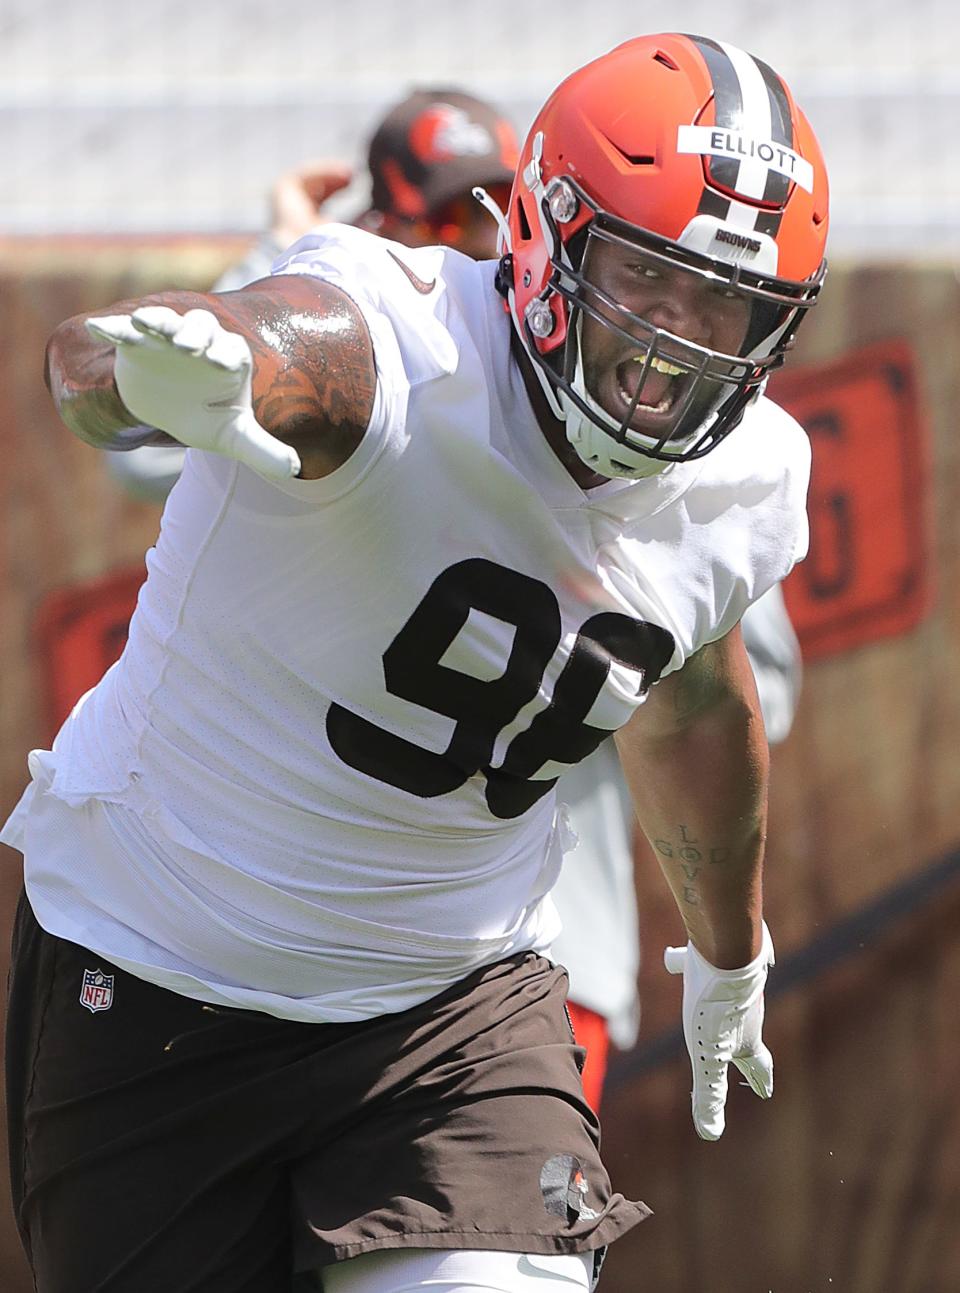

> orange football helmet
[484,33,828,478]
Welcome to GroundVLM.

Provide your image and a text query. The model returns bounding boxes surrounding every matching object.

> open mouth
[613,353,686,424]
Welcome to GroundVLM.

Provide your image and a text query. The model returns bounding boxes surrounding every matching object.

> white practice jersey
[2,225,810,1023]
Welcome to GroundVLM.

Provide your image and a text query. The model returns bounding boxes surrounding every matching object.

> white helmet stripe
[716,41,775,201]
[723,198,763,234]
[687,34,796,232]
[753,54,795,208]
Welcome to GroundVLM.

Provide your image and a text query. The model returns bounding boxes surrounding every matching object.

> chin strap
[471,185,512,252]
[474,175,571,431]
[475,166,671,486]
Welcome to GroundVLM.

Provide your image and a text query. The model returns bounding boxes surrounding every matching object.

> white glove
[664,922,775,1141]
[86,306,301,483]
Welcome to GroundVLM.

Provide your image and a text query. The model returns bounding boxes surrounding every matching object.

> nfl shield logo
[80,968,114,1013]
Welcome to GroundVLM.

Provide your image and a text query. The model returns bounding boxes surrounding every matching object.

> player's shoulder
[693,393,810,502]
[276,223,423,289]
[274,224,488,388]
[647,395,811,650]
[749,391,808,441]
[649,393,811,583]
[729,393,808,472]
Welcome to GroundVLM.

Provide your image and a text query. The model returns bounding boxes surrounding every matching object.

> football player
[109,86,636,1112]
[5,34,827,1293]
[109,87,805,1116]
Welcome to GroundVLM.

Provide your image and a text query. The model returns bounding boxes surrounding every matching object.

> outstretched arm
[44,275,376,481]
[616,624,774,1139]
[617,624,768,966]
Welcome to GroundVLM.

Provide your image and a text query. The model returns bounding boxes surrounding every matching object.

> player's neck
[509,332,609,491]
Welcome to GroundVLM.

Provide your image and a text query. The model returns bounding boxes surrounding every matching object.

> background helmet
[365,88,518,257]
[495,33,829,479]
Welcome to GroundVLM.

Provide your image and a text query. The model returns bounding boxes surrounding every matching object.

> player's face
[578,235,753,440]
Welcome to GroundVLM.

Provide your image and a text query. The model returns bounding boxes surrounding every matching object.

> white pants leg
[320,1247,595,1293]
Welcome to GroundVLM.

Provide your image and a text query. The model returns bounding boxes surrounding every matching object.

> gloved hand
[664,922,775,1140]
[86,306,301,483]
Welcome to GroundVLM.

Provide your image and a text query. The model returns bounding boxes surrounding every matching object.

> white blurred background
[3,0,960,255]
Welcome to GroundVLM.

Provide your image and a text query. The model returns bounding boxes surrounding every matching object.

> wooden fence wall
[1,242,958,1291]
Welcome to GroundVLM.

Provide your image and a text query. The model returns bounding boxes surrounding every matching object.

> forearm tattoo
[45,323,173,450]
[653,825,731,906]
[668,655,724,724]
[46,281,375,473]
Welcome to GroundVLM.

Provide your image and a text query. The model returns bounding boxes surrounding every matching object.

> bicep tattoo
[218,280,376,476]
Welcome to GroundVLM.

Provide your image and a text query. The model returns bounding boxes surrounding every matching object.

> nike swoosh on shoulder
[387,249,437,295]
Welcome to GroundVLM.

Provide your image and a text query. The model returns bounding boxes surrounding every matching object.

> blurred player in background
[109,87,804,1111]
[5,35,828,1292]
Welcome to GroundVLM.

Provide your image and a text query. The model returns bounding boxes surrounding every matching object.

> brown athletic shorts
[6,891,650,1292]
